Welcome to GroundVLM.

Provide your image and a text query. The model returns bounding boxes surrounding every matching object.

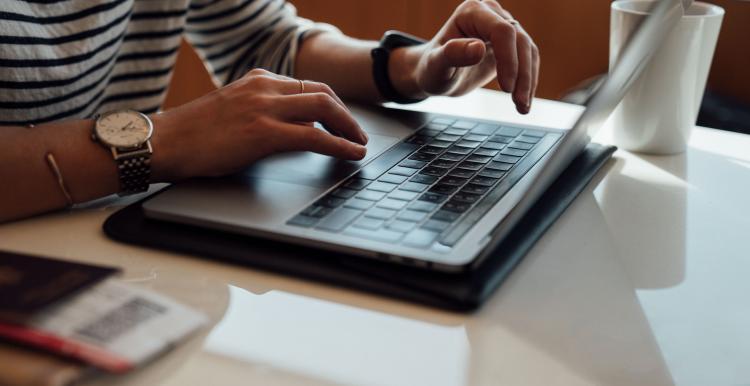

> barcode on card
[75,297,166,344]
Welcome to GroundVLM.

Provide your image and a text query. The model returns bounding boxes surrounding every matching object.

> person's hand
[151,69,368,181]
[390,0,540,114]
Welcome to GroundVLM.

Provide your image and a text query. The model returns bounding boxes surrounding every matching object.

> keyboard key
[316,208,362,232]
[378,198,408,211]
[452,191,481,204]
[436,134,461,142]
[356,142,419,180]
[389,166,418,176]
[379,174,408,184]
[344,198,375,210]
[447,146,472,155]
[352,217,385,230]
[444,128,469,136]
[417,128,442,137]
[402,228,440,248]
[471,176,500,187]
[439,176,469,186]
[501,148,527,157]
[466,155,492,164]
[316,196,345,208]
[432,210,461,222]
[508,141,534,150]
[478,169,506,179]
[456,140,481,149]
[344,227,404,243]
[419,146,444,155]
[331,188,357,199]
[473,148,499,157]
[497,126,523,137]
[422,166,450,177]
[399,159,427,169]
[422,219,451,232]
[452,120,477,130]
[406,135,431,145]
[367,181,398,193]
[494,155,522,164]
[397,210,428,222]
[443,200,471,213]
[448,169,476,179]
[344,178,371,190]
[481,142,505,151]
[431,118,455,126]
[464,134,489,142]
[287,215,320,228]
[489,135,514,144]
[457,161,484,171]
[387,220,417,233]
[428,140,452,148]
[409,152,436,162]
[410,174,438,184]
[523,129,546,137]
[462,184,490,195]
[389,190,419,201]
[419,192,449,203]
[486,161,513,171]
[301,205,332,218]
[429,184,458,195]
[430,159,457,168]
[357,190,387,201]
[439,153,465,162]
[401,181,430,192]
[408,201,438,212]
[365,207,398,220]
[516,135,540,144]
[471,123,499,135]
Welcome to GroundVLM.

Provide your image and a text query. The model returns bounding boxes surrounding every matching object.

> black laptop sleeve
[104,143,616,312]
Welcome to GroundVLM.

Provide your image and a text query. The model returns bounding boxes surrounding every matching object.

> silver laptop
[144,0,687,272]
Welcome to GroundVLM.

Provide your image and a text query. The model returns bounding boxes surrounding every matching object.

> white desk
[2,89,749,386]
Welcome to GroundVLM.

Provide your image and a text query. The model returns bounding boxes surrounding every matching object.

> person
[0,0,539,223]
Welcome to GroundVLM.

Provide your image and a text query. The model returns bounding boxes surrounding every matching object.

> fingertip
[466,40,485,61]
[352,144,367,160]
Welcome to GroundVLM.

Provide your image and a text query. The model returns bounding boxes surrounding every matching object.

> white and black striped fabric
[0,0,336,125]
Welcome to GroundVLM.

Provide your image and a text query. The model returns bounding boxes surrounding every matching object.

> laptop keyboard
[287,117,560,251]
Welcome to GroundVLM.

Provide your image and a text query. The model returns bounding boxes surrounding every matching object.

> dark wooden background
[164,0,750,109]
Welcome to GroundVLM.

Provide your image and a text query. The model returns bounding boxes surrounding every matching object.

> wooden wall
[164,0,750,109]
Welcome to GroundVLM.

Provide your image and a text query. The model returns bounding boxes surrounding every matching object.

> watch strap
[116,149,151,197]
[371,30,428,104]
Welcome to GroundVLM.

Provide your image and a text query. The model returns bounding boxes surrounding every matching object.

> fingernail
[360,131,369,145]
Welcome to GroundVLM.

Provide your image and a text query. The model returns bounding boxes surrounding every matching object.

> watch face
[95,110,152,148]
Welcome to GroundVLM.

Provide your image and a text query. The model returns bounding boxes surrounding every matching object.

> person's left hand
[390,0,539,114]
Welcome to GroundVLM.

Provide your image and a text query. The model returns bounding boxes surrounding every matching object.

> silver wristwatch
[92,110,154,196]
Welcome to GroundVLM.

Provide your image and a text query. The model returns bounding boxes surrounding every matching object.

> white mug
[610,0,724,154]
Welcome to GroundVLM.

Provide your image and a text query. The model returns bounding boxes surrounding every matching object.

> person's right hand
[151,68,368,181]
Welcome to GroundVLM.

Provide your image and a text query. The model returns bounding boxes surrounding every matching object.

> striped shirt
[0,0,335,126]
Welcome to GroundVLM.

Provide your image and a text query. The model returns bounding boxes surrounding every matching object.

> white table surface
[2,89,749,386]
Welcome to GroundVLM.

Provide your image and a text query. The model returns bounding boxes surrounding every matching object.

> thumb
[426,38,486,82]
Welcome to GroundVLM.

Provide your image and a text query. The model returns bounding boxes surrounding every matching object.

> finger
[430,38,487,79]
[270,79,346,108]
[530,43,540,111]
[513,31,534,114]
[455,1,519,93]
[275,92,368,145]
[274,121,367,160]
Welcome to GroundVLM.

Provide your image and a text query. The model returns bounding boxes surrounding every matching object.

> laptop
[144,0,687,272]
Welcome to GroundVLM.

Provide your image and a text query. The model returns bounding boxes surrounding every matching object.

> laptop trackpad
[242,133,399,188]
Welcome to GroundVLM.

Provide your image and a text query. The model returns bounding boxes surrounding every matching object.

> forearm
[0,116,177,223]
[295,32,424,103]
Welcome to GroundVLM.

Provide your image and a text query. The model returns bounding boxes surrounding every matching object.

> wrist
[149,110,188,183]
[388,45,428,101]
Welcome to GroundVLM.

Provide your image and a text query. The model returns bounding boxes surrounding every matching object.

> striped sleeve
[185,0,338,86]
